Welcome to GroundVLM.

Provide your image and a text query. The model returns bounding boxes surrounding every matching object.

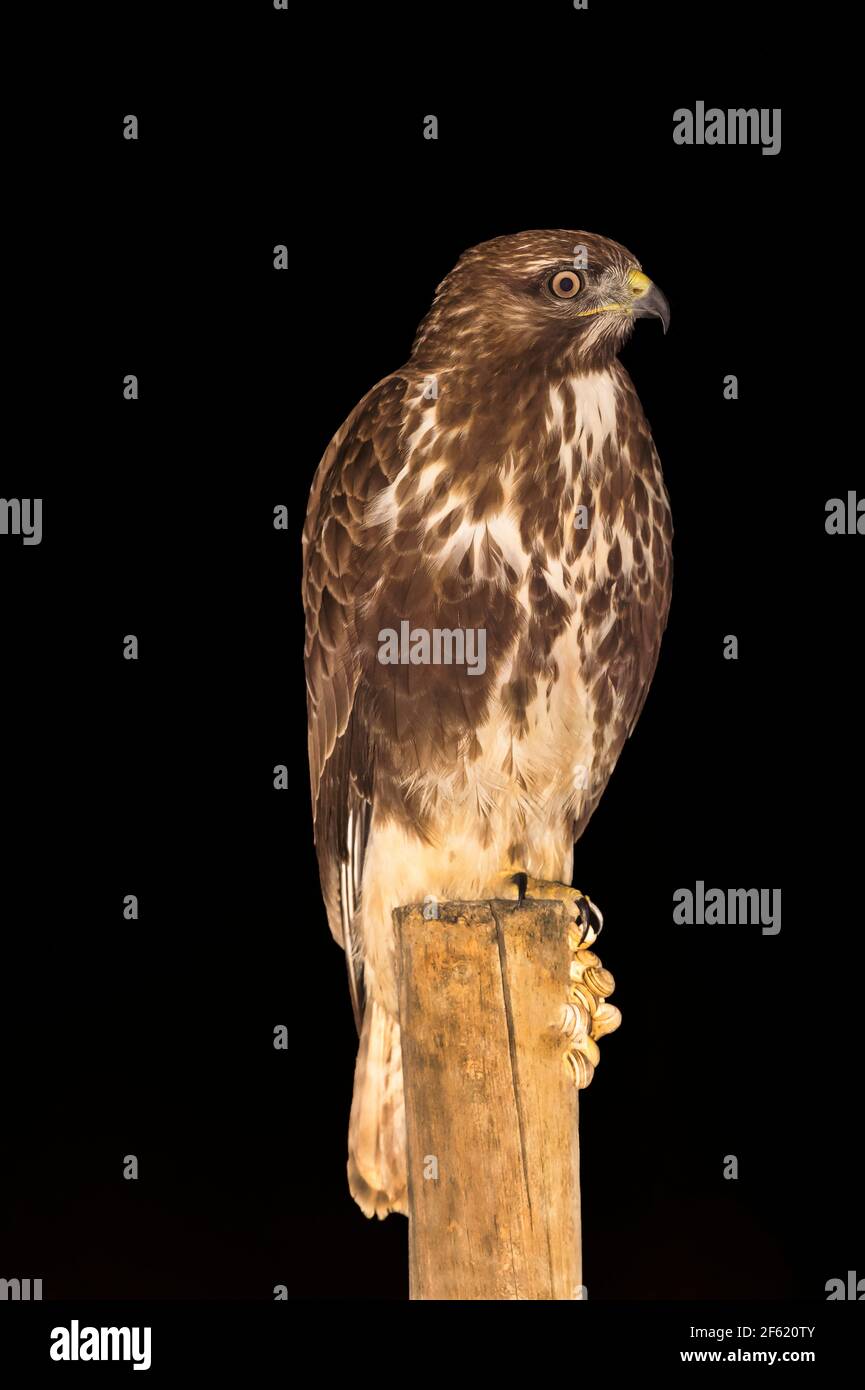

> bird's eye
[550,270,582,299]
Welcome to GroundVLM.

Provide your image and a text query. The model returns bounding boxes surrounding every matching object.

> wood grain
[396,899,582,1300]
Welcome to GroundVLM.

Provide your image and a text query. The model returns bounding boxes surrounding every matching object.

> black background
[3,0,861,1317]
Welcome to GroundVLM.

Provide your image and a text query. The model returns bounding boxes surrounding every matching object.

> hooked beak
[627,269,670,334]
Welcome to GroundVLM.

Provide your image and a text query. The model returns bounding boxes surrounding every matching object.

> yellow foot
[560,937,622,1089]
[491,870,620,1088]
[494,871,604,948]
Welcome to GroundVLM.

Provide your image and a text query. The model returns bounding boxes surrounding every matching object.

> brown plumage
[303,230,673,1217]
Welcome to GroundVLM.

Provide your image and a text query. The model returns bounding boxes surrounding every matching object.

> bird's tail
[347,1000,408,1219]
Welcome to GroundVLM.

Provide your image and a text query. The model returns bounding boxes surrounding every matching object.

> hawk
[303,230,672,1218]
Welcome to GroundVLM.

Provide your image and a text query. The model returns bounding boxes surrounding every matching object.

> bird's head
[411,229,669,374]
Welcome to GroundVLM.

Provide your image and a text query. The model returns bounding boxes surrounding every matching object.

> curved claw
[585,897,604,942]
[571,893,604,948]
[574,893,592,946]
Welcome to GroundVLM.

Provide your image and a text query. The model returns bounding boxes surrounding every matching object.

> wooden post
[396,898,588,1301]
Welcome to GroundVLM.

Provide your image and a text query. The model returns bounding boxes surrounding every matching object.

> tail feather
[347,1001,407,1219]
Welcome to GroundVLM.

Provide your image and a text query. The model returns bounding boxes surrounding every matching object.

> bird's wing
[302,374,410,1032]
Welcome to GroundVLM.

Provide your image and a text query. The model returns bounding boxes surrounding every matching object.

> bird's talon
[562,903,618,1088]
[573,893,591,944]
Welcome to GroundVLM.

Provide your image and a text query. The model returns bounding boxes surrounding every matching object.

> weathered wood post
[397,897,619,1300]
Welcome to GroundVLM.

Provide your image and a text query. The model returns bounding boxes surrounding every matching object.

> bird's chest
[382,370,668,811]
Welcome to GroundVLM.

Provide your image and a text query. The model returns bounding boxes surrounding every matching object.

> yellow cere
[576,268,652,318]
[627,269,652,296]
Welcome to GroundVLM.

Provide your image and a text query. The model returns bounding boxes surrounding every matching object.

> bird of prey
[303,230,672,1218]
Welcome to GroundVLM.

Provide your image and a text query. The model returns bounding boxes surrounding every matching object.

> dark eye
[550,270,582,299]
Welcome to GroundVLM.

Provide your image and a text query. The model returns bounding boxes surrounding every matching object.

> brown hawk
[303,230,672,1217]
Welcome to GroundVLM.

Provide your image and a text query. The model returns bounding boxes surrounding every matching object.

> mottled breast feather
[568,362,673,839]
